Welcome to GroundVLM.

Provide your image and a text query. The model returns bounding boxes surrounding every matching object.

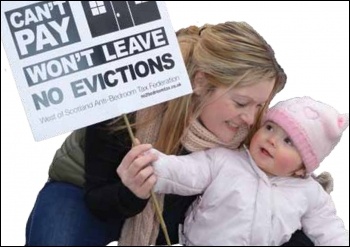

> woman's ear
[193,71,207,96]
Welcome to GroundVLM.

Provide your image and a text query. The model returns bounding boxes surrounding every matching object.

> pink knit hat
[264,97,349,173]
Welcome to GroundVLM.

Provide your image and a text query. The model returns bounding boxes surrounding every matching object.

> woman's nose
[241,108,256,126]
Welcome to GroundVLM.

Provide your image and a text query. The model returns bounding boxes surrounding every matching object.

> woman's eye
[234,101,247,107]
[257,104,264,109]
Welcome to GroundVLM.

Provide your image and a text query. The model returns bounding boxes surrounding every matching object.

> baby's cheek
[276,155,298,173]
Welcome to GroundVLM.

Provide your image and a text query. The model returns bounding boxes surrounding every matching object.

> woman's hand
[117,142,158,199]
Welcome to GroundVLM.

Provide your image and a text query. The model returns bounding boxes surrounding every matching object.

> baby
[147,96,349,245]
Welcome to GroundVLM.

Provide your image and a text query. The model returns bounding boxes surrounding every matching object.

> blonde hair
[113,21,287,154]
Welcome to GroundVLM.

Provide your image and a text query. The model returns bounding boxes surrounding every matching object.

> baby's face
[249,121,304,177]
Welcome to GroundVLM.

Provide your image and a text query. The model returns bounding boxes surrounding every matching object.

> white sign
[1,1,192,141]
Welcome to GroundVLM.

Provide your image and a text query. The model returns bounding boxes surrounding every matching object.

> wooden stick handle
[122,114,171,246]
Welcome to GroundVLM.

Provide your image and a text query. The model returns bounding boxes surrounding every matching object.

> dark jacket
[48,119,197,244]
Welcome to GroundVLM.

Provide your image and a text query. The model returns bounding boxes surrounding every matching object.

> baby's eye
[265,124,273,131]
[284,137,293,146]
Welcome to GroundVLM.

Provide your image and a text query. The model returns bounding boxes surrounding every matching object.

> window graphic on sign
[81,1,161,37]
[90,1,107,15]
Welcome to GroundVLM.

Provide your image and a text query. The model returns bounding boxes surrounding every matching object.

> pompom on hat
[264,97,349,173]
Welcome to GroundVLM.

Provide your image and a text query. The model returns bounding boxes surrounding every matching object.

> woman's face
[199,79,275,143]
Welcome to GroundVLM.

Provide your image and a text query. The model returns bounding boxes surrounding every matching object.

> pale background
[1,1,349,246]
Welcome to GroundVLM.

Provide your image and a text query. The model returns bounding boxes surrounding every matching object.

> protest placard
[1,1,192,141]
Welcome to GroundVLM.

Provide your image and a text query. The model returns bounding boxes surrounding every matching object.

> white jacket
[152,147,349,246]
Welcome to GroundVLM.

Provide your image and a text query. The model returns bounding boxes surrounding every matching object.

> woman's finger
[134,174,157,199]
[133,138,141,146]
[127,152,158,177]
[119,144,152,171]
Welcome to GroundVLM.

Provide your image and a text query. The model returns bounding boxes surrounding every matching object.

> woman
[26,22,312,246]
